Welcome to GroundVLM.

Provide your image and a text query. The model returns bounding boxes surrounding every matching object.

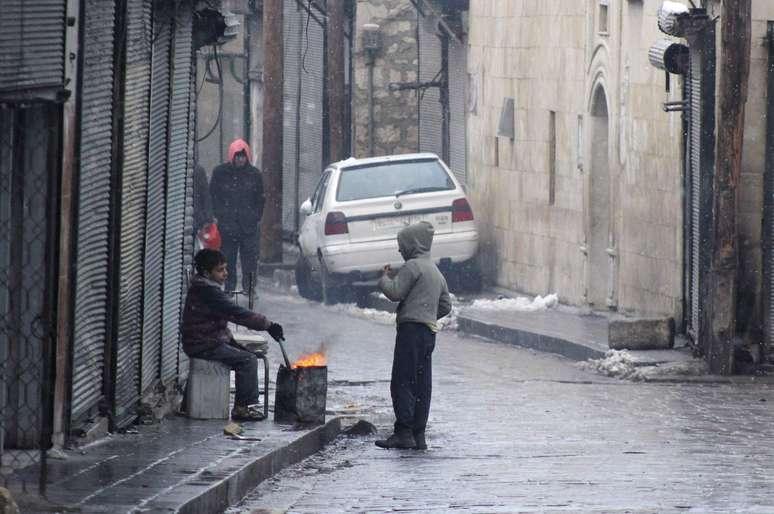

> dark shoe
[375,431,415,449]
[231,405,265,422]
[413,432,427,450]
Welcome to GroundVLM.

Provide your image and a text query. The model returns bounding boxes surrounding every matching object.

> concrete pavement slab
[16,416,342,514]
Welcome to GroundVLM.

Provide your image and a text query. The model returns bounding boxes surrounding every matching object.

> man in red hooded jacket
[210,139,265,293]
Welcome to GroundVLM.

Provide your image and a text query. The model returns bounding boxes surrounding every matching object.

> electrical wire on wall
[196,43,223,163]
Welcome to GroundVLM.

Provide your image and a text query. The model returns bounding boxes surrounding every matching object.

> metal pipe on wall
[367,59,374,157]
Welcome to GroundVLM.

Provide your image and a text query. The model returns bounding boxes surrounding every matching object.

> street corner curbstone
[608,317,675,351]
[177,417,344,514]
[457,315,606,361]
[0,488,19,514]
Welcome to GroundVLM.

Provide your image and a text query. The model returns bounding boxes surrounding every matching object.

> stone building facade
[466,0,774,330]
[352,0,420,158]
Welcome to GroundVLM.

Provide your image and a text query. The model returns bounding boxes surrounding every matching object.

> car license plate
[372,214,425,231]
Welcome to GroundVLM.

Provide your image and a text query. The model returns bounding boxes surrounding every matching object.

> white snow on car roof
[330,153,440,170]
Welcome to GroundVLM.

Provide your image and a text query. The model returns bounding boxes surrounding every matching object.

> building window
[598,0,609,34]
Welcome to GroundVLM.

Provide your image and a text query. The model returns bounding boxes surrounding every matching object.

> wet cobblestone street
[234,291,774,513]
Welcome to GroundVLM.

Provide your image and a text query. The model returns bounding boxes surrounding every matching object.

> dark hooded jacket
[181,274,271,356]
[210,139,265,235]
[378,221,452,327]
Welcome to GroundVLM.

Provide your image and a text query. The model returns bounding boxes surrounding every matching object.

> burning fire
[292,351,327,369]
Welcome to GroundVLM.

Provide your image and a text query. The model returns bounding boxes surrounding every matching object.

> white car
[295,153,480,303]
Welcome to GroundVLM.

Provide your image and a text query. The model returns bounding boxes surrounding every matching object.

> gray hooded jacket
[378,221,452,328]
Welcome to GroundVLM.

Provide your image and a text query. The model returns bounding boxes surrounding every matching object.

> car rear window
[336,159,455,202]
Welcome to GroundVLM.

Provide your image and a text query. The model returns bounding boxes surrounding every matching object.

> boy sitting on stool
[182,249,284,421]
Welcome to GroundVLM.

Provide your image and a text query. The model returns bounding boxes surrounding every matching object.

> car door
[299,170,331,259]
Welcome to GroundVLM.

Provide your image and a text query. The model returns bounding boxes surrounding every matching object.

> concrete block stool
[186,358,231,419]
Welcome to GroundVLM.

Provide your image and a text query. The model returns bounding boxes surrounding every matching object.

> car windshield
[336,159,455,202]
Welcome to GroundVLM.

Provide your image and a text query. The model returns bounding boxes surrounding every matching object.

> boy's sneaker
[413,432,427,450]
[231,405,265,421]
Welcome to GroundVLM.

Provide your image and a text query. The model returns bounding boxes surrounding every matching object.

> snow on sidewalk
[467,293,559,312]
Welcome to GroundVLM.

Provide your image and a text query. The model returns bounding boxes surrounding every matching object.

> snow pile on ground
[468,293,559,312]
[325,293,459,331]
[326,303,396,326]
[580,349,709,381]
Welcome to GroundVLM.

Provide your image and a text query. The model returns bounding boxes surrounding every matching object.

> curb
[457,315,606,361]
[173,417,343,514]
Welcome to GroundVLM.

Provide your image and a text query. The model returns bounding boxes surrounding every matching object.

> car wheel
[295,255,320,301]
[447,258,483,293]
[460,259,483,292]
[319,257,340,305]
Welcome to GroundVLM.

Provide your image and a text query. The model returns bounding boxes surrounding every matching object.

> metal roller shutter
[297,10,324,231]
[765,22,774,357]
[282,0,302,234]
[70,0,117,424]
[684,27,716,355]
[447,37,467,184]
[281,1,324,234]
[162,2,193,385]
[418,14,443,159]
[141,3,172,395]
[0,0,66,95]
[114,0,152,425]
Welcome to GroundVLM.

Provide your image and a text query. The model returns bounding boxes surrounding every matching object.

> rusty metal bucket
[274,364,328,424]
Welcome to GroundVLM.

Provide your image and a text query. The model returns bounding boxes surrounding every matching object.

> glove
[267,322,284,342]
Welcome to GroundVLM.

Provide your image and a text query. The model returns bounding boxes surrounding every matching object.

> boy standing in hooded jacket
[375,221,452,450]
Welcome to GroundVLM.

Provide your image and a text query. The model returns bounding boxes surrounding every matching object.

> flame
[292,352,327,369]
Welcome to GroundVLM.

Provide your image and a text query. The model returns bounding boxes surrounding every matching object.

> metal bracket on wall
[408,0,464,44]
[663,100,689,112]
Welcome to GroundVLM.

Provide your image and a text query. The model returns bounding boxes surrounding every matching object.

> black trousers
[191,342,259,407]
[221,229,260,292]
[391,322,436,435]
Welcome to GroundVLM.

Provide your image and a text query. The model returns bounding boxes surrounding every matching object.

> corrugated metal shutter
[114,0,152,424]
[0,0,66,94]
[685,52,701,342]
[162,2,193,385]
[765,22,774,357]
[140,3,172,395]
[447,37,466,184]
[282,0,301,233]
[178,62,196,383]
[283,1,324,234]
[418,15,443,159]
[684,28,715,355]
[70,0,117,423]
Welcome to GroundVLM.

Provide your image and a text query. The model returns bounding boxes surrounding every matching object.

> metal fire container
[274,365,328,424]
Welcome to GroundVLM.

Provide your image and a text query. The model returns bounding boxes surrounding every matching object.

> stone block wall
[352,0,420,158]
[467,0,685,319]
[615,0,684,319]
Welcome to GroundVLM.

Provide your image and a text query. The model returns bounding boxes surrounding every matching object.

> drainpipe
[362,24,381,157]
[367,58,375,156]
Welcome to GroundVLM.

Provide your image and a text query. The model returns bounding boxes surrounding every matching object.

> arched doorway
[588,85,611,309]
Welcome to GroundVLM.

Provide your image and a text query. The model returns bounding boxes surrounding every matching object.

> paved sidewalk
[14,414,341,514]
[458,305,610,361]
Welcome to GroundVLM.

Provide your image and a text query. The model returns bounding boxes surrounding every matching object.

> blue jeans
[391,323,435,435]
[191,341,258,407]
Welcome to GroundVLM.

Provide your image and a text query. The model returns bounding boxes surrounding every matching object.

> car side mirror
[300,198,313,215]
